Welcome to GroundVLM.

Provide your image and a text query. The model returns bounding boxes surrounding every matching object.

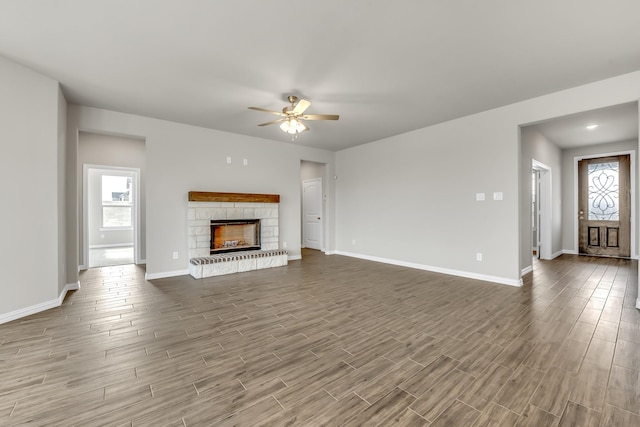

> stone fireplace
[187,191,287,278]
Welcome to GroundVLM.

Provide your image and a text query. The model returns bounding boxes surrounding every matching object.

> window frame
[100,175,133,231]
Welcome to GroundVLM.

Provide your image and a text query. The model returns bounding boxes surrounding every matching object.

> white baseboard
[636,298,640,309]
[334,251,522,287]
[562,249,638,260]
[521,265,533,276]
[138,259,147,265]
[551,250,564,259]
[78,265,86,271]
[0,281,80,325]
[288,255,302,261]
[60,281,80,303]
[89,243,133,249]
[145,269,189,280]
[325,250,336,255]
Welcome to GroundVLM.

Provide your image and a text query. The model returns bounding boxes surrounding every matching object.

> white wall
[561,139,639,256]
[0,56,64,319]
[68,105,336,277]
[335,70,640,285]
[78,131,145,265]
[301,160,326,182]
[57,87,68,295]
[519,126,563,271]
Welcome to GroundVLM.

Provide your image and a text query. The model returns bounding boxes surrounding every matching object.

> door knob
[317,217,321,220]
[579,216,584,220]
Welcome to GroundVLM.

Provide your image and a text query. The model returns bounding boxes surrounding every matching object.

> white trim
[532,160,552,260]
[99,226,133,232]
[521,265,533,276]
[145,269,189,280]
[636,298,640,309]
[288,255,302,261]
[139,259,147,265]
[551,250,564,259]
[573,150,636,258]
[335,251,522,287]
[89,243,134,249]
[60,282,80,304]
[561,248,636,259]
[325,250,337,255]
[0,282,80,325]
[78,264,86,271]
[0,299,59,325]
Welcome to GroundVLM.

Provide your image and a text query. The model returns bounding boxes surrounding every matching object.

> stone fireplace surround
[187,192,288,278]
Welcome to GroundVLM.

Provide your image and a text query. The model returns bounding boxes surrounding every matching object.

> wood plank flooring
[1,250,639,426]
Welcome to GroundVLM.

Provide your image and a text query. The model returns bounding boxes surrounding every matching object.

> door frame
[532,169,540,258]
[573,150,636,259]
[302,177,324,251]
[532,159,552,260]
[82,164,141,268]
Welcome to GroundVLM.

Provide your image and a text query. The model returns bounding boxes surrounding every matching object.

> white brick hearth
[187,195,286,278]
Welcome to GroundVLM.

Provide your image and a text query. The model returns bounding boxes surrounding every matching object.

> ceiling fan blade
[300,121,309,132]
[292,99,311,115]
[248,106,285,116]
[302,114,340,121]
[257,118,285,126]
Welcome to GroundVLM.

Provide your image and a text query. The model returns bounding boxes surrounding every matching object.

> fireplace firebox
[210,219,261,254]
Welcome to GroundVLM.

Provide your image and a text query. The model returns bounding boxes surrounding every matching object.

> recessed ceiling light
[586,124,599,130]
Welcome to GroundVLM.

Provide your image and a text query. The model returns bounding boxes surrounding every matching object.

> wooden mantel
[188,191,280,203]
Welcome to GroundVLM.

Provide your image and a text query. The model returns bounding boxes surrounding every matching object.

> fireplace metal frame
[210,219,261,254]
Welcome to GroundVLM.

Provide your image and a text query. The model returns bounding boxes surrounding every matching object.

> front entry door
[578,155,630,257]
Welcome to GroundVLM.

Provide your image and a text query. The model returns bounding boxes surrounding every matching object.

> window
[101,175,132,228]
[587,161,620,221]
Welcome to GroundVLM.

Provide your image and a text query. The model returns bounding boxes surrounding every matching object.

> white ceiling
[528,102,639,149]
[1,0,640,151]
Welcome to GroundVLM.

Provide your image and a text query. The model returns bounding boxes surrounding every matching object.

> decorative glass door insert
[587,161,619,221]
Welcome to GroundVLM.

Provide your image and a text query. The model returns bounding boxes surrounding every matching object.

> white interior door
[303,178,323,250]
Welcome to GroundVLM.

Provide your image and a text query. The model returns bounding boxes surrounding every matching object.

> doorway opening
[83,165,140,268]
[532,170,540,258]
[300,160,326,254]
[532,160,552,260]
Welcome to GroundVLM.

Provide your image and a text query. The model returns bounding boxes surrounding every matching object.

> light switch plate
[476,193,485,201]
[493,192,503,201]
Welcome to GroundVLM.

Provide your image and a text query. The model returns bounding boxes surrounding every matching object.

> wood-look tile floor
[1,250,639,426]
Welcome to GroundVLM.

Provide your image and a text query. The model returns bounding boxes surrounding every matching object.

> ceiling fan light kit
[249,95,339,141]
[280,117,306,135]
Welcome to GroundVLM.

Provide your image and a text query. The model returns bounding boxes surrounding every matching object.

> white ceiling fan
[249,95,339,139]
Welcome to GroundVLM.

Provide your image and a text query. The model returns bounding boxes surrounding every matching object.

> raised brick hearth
[187,192,287,278]
[188,249,288,278]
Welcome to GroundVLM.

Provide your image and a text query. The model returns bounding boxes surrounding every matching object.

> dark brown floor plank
[0,252,636,425]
